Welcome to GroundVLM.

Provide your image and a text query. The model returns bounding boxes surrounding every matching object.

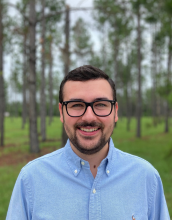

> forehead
[63,79,113,101]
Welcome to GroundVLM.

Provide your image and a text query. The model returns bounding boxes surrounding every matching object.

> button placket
[88,168,102,220]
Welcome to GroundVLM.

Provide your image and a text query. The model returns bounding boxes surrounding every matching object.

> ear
[59,103,64,123]
[114,102,118,122]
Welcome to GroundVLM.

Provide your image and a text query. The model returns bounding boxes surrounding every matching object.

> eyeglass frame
[61,99,117,117]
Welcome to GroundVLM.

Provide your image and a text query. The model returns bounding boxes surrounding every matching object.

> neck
[70,142,109,178]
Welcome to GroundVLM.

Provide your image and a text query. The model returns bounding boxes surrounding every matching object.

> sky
[66,0,93,9]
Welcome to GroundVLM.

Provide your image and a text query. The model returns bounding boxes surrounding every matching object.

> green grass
[0,164,25,218]
[0,116,172,219]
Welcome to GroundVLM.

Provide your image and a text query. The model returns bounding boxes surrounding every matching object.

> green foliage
[164,0,172,14]
[94,0,123,23]
[38,0,65,24]
[10,55,23,93]
[154,31,166,48]
[89,54,102,68]
[71,18,93,67]
[16,0,29,12]
[131,0,145,11]
[157,72,172,106]
[157,83,172,106]
[145,15,158,24]
[89,53,114,78]
[94,0,132,38]
[45,0,64,13]
[72,18,93,55]
[167,92,172,106]
[1,1,17,55]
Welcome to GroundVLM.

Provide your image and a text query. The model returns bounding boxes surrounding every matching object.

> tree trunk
[48,38,53,125]
[40,0,46,141]
[64,5,70,77]
[165,34,172,133]
[0,0,5,147]
[102,25,107,72]
[22,19,28,129]
[114,37,119,84]
[151,25,158,126]
[28,0,39,153]
[136,7,142,138]
[62,5,70,147]
[125,85,131,131]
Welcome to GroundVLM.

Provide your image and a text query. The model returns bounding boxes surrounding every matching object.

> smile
[79,127,99,132]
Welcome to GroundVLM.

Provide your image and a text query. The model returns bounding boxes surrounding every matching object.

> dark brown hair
[59,65,117,103]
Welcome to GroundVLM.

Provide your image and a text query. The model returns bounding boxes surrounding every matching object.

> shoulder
[112,148,163,200]
[21,147,65,175]
[113,147,160,179]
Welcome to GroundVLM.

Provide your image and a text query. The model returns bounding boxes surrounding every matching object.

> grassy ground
[0,117,172,219]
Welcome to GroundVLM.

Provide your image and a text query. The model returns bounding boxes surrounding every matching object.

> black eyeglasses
[62,100,116,117]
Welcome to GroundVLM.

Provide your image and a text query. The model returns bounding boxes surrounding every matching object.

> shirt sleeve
[6,169,32,220]
[148,171,171,220]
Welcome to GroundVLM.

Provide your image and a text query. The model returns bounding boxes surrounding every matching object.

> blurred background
[0,0,172,218]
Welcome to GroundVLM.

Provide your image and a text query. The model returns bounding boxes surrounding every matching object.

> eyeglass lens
[67,101,112,117]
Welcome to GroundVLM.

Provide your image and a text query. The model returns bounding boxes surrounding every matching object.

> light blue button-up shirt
[6,138,170,220]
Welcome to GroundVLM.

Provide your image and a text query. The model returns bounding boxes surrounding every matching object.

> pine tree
[0,0,5,147]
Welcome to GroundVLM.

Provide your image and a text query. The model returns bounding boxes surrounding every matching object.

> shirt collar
[64,138,116,177]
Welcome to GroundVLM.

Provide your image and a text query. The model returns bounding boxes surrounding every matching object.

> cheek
[101,117,114,127]
[64,115,78,127]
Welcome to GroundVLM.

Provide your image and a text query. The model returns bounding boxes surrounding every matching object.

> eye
[96,103,106,107]
[94,101,109,108]
[72,104,83,108]
[68,102,85,109]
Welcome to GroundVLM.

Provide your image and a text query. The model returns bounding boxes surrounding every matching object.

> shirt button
[106,170,110,174]
[93,189,96,194]
[74,170,78,174]
[81,161,85,165]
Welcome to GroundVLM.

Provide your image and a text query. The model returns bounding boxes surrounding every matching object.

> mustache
[75,122,104,129]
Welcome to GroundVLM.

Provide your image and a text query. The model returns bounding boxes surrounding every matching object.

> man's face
[59,79,118,155]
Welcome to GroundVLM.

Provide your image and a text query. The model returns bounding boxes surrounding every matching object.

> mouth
[77,126,101,137]
[79,127,99,132]
[75,122,103,136]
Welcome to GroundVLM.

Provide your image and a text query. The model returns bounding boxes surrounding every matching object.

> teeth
[80,128,98,132]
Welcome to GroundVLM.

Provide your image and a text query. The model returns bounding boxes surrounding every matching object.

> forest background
[0,0,172,218]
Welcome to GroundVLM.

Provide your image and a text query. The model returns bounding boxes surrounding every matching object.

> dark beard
[69,134,110,155]
[65,121,112,155]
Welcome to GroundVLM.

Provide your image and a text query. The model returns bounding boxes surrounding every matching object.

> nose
[81,106,97,122]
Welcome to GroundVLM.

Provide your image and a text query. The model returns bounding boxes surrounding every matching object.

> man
[6,65,170,219]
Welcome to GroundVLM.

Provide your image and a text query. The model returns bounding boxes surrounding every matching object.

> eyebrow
[68,97,110,102]
[94,97,110,101]
[68,98,84,102]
